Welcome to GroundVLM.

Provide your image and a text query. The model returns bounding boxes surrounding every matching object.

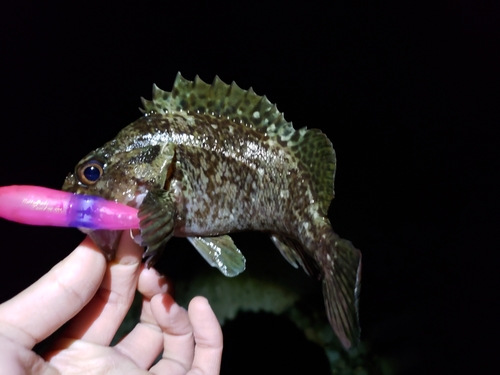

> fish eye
[77,160,104,185]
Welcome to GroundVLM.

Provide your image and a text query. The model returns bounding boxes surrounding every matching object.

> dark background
[0,1,497,374]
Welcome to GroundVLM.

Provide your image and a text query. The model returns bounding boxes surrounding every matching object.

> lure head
[62,116,175,258]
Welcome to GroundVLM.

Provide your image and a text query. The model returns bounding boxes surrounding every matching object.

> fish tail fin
[320,232,362,350]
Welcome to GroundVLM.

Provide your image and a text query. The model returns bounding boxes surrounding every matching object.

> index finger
[0,236,107,349]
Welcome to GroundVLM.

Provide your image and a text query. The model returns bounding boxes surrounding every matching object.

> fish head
[63,142,157,206]
[62,120,175,258]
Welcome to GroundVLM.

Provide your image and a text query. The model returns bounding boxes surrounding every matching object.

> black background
[0,1,497,374]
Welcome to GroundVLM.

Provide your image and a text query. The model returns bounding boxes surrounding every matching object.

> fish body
[62,74,362,349]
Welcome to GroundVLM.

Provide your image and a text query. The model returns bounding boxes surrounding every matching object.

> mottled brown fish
[62,73,362,349]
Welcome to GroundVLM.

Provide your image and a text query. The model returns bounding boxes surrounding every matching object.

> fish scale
[171,114,296,235]
[62,73,361,350]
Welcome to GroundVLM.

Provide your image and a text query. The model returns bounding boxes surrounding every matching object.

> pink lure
[0,185,139,230]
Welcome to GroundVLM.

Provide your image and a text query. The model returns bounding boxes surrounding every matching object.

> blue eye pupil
[83,166,101,181]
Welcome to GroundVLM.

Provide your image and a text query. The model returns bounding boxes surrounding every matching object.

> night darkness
[1,2,497,374]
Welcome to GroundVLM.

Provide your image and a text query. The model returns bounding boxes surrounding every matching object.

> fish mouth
[63,176,150,259]
[82,186,150,259]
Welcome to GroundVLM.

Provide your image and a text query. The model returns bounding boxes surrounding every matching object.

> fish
[62,73,362,350]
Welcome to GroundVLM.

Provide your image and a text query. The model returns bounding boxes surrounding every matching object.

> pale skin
[0,232,223,374]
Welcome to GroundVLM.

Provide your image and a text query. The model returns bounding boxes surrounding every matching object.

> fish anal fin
[270,235,299,269]
[187,235,246,277]
[271,235,320,279]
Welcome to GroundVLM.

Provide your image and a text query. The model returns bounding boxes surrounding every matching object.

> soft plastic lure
[0,185,139,230]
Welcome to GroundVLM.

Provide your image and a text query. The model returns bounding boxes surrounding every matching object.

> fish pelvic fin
[141,73,336,214]
[320,233,362,350]
[187,235,246,277]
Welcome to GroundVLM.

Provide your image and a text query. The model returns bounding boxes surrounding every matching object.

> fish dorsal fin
[141,73,336,213]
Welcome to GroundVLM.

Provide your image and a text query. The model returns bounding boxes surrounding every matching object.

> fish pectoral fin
[187,235,246,277]
[138,189,175,268]
[271,235,320,278]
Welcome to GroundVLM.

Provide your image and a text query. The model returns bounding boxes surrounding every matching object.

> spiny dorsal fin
[141,73,336,213]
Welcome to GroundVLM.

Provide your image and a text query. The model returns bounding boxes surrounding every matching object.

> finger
[112,267,170,369]
[113,301,163,369]
[137,266,170,300]
[115,293,193,372]
[149,293,195,375]
[60,230,143,345]
[0,236,106,349]
[0,335,53,374]
[186,297,223,375]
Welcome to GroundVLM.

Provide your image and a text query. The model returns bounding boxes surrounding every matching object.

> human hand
[0,231,223,374]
